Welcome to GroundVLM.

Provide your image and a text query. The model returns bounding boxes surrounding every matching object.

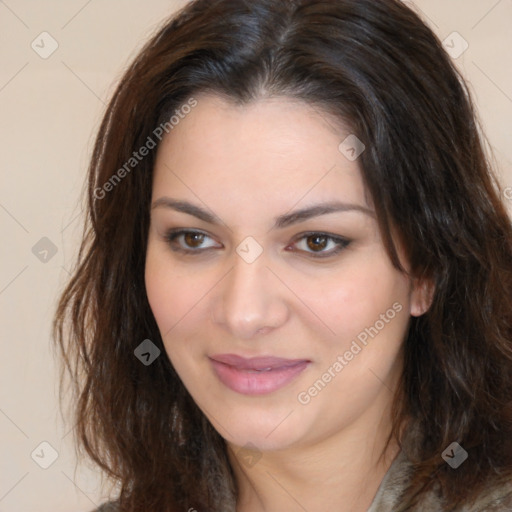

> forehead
[152,93,370,211]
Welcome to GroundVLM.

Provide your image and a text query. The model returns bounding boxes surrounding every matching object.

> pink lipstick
[209,354,310,395]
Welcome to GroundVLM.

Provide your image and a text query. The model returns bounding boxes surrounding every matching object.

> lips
[211,354,308,370]
[209,353,310,395]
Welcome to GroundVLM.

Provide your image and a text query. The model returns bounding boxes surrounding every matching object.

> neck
[228,392,402,512]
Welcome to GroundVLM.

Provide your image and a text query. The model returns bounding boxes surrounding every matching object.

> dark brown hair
[53,0,512,510]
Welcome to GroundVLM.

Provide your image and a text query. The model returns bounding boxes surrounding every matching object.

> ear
[409,276,435,317]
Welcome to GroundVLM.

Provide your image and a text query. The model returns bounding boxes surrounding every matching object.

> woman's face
[145,93,427,452]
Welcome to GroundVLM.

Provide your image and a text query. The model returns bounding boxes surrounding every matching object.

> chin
[207,404,312,452]
[228,428,301,453]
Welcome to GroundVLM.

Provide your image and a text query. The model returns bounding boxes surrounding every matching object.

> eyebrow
[151,197,375,229]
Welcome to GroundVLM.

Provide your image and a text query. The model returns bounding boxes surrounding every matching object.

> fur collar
[368,448,512,511]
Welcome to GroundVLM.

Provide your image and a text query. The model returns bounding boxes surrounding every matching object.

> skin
[145,93,432,511]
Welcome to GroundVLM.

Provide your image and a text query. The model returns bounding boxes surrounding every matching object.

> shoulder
[469,479,512,511]
[368,449,512,512]
[89,502,119,512]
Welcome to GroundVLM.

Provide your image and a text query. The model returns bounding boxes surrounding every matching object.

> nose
[210,250,289,340]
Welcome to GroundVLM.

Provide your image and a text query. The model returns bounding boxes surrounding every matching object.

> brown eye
[164,230,219,253]
[183,232,205,248]
[292,232,351,259]
[306,234,328,252]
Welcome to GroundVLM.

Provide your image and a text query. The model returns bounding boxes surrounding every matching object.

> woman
[53,0,512,510]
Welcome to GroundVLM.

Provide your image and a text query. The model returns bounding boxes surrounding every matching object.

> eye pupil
[184,232,205,247]
[307,235,328,251]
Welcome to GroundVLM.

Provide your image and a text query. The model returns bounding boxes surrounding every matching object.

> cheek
[144,245,194,336]
[144,251,203,385]
[145,255,171,331]
[294,249,411,349]
[144,243,219,366]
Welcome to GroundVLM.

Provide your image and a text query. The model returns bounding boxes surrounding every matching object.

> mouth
[209,354,311,395]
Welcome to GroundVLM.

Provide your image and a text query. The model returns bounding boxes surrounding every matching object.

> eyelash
[163,229,351,259]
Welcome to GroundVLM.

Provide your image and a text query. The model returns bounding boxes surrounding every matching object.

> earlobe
[410,277,435,317]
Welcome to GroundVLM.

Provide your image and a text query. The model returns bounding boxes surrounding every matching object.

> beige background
[1,1,511,510]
